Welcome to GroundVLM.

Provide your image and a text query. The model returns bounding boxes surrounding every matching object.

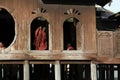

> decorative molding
[115,33,120,54]
[32,8,47,14]
[64,8,80,15]
[98,32,111,38]
[97,32,113,57]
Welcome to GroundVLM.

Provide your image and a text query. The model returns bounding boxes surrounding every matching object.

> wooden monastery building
[0,0,120,80]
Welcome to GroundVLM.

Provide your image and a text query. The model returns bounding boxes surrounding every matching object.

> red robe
[34,27,47,50]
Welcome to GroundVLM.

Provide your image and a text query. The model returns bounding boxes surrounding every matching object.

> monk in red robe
[34,26,47,50]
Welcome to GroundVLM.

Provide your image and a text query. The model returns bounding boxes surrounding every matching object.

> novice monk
[34,26,47,50]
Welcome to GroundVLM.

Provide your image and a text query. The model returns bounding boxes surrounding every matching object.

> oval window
[0,8,15,49]
[31,16,49,50]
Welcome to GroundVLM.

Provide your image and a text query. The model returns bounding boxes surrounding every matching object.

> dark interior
[0,8,15,48]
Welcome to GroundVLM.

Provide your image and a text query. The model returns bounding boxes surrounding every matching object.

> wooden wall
[0,0,96,61]
[97,30,120,64]
[115,29,120,57]
[97,31,114,58]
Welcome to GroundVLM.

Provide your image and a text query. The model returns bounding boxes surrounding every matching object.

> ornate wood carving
[97,31,113,57]
[32,8,47,14]
[115,30,120,56]
[64,8,80,15]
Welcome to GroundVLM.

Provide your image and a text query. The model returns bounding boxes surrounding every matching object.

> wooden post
[91,62,97,80]
[24,60,29,80]
[55,61,61,80]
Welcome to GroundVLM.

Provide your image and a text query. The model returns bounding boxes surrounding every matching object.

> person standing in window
[34,26,47,50]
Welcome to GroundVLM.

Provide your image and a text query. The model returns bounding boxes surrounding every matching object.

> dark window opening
[30,64,55,80]
[0,64,23,80]
[31,17,49,50]
[97,64,120,80]
[61,64,91,80]
[0,8,15,48]
[63,17,79,50]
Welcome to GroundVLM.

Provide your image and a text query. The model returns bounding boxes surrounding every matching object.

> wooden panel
[97,31,114,58]
[82,6,96,53]
[115,29,120,57]
[76,22,83,50]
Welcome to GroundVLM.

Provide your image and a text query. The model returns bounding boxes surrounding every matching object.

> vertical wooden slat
[91,62,97,80]
[55,61,61,80]
[24,60,29,80]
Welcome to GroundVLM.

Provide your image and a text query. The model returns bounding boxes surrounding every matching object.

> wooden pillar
[24,60,29,80]
[55,61,61,80]
[91,62,97,80]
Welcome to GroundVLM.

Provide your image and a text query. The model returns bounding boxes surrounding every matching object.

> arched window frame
[30,16,51,51]
[62,17,84,52]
